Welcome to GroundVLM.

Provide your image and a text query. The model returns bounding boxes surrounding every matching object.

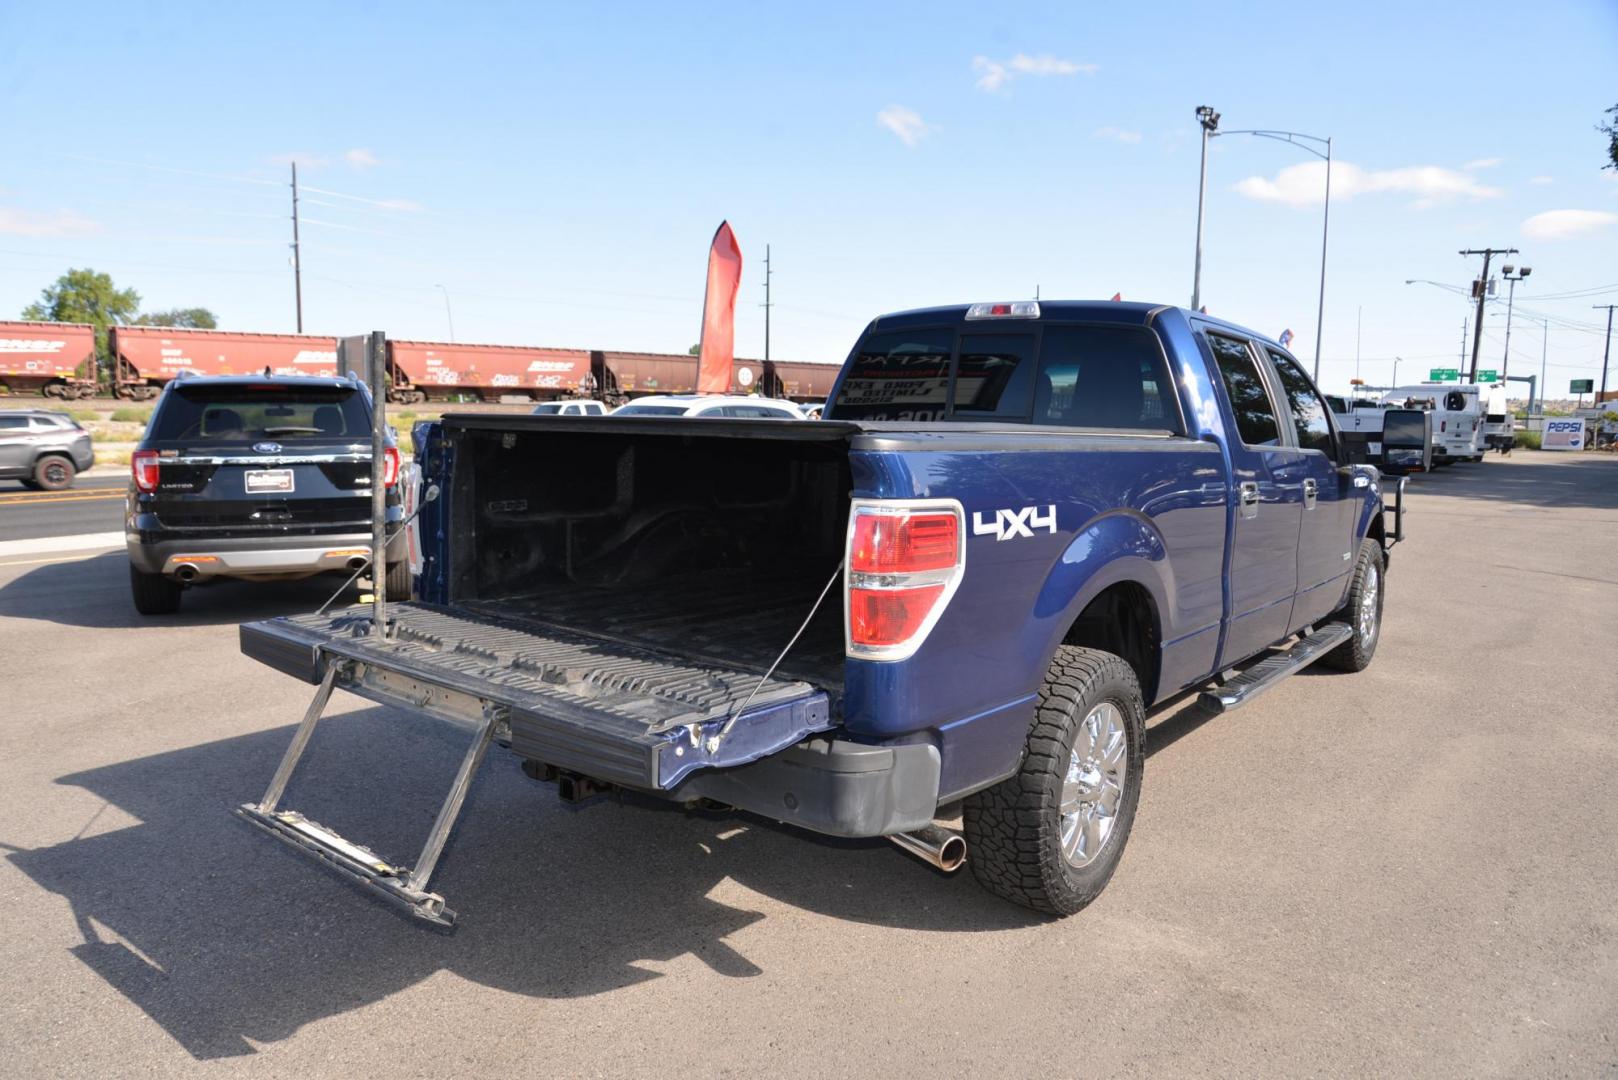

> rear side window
[827,328,953,421]
[0,416,27,431]
[151,386,371,442]
[1033,326,1177,431]
[1268,351,1333,453]
[531,403,565,415]
[614,404,689,416]
[1206,334,1281,446]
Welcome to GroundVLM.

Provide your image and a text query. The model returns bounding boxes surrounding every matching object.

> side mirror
[1336,434,1370,469]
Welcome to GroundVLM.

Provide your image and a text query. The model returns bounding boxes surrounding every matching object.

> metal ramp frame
[235,659,504,929]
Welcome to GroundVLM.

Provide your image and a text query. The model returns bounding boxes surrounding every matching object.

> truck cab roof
[865,299,1285,352]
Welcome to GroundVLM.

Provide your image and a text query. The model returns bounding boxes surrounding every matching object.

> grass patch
[69,408,102,422]
[1514,430,1542,450]
[97,450,132,467]
[110,407,151,424]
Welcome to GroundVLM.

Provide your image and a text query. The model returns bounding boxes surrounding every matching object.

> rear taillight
[132,450,159,493]
[1440,420,1447,432]
[383,446,400,488]
[845,501,965,661]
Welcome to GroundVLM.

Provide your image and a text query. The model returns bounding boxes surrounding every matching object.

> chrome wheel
[1358,559,1380,645]
[1059,702,1128,868]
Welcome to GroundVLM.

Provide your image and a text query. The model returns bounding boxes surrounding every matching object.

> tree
[688,343,701,355]
[21,268,140,361]
[136,307,218,329]
[1602,103,1618,171]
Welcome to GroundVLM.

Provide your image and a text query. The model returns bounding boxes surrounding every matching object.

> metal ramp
[236,604,833,927]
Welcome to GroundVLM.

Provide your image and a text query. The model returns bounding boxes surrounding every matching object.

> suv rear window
[150,385,371,442]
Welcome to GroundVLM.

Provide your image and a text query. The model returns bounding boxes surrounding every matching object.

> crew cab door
[1264,349,1357,630]
[1204,332,1302,666]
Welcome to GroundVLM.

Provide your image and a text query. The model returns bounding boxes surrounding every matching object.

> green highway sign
[1571,378,1594,393]
[1429,368,1459,382]
[1475,370,1498,383]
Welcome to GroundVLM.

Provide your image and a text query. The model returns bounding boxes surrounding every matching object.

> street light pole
[1460,247,1516,381]
[1312,137,1332,383]
[1191,106,1219,312]
[1500,265,1531,381]
[1538,319,1548,417]
[436,285,455,342]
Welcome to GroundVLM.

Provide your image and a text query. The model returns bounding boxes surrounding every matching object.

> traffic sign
[1571,378,1594,393]
[1429,368,1459,382]
[1475,370,1498,383]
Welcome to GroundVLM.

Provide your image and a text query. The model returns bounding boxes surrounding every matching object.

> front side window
[1207,334,1281,446]
[1268,350,1333,453]
[1033,326,1177,430]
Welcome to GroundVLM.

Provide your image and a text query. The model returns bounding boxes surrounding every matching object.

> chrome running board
[1197,623,1353,714]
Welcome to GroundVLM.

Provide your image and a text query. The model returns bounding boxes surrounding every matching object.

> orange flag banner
[697,221,743,394]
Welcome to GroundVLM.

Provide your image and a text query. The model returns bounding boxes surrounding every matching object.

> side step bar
[234,659,503,928]
[1197,622,1353,714]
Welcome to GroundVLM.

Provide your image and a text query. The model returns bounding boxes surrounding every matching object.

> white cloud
[1463,157,1503,170]
[876,105,934,148]
[0,207,101,236]
[344,148,381,170]
[1093,126,1142,144]
[1520,208,1618,240]
[1528,175,1554,185]
[1234,160,1503,208]
[973,53,1096,92]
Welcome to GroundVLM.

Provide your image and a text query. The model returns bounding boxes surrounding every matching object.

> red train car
[0,321,98,398]
[593,351,838,403]
[387,340,593,403]
[110,326,339,399]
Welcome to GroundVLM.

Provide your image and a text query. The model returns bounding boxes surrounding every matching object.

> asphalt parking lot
[1,451,1615,1077]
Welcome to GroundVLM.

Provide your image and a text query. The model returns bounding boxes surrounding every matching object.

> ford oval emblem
[253,441,282,454]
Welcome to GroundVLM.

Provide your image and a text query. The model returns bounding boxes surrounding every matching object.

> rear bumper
[129,530,404,578]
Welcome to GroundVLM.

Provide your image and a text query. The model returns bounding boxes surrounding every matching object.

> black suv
[126,374,408,615]
[0,408,95,490]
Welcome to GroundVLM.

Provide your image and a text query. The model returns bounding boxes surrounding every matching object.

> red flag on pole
[697,221,743,394]
[1110,292,1122,302]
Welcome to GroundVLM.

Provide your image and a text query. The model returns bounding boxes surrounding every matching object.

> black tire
[1321,538,1383,672]
[33,454,75,491]
[19,479,41,491]
[385,560,413,601]
[962,646,1146,916]
[129,565,182,615]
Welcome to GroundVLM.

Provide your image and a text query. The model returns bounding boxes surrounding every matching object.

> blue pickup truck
[238,300,1403,925]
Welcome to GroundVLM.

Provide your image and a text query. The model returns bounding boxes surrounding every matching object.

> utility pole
[1596,304,1616,401]
[1191,106,1219,311]
[291,162,304,333]
[1538,318,1548,416]
[1459,247,1516,381]
[1461,319,1467,369]
[761,244,773,364]
[1354,306,1362,383]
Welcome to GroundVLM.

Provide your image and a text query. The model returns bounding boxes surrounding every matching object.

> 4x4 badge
[253,442,283,454]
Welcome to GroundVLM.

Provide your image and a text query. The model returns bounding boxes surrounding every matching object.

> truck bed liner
[461,568,846,694]
[240,602,833,790]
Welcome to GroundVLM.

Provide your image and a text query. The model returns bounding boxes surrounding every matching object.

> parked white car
[611,395,805,420]
[531,400,609,416]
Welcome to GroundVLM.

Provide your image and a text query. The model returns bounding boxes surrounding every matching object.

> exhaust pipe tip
[887,824,967,873]
[346,556,370,571]
[174,564,199,583]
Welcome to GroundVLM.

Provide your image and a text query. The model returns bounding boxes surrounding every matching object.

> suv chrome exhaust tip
[174,564,200,582]
[887,824,967,873]
[346,556,370,572]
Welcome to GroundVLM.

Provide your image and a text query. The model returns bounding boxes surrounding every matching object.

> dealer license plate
[245,469,295,494]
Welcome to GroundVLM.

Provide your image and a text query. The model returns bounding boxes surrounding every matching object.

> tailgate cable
[313,484,440,618]
[703,559,844,754]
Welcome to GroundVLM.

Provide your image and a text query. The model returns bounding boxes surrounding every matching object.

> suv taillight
[845,500,965,661]
[383,446,400,488]
[132,450,160,493]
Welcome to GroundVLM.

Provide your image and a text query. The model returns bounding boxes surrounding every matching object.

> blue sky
[2,0,1615,394]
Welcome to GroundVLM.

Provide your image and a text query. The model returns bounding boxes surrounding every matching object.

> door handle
[1302,478,1318,510]
[1239,481,1259,520]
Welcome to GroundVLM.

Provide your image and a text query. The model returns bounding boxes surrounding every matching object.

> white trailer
[1380,384,1484,463]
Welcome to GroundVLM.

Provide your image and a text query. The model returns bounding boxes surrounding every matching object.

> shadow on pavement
[7,705,1039,1059]
[0,551,367,630]
[1406,454,1618,510]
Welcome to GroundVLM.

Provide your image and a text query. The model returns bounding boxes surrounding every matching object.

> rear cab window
[150,384,371,443]
[827,322,1180,431]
